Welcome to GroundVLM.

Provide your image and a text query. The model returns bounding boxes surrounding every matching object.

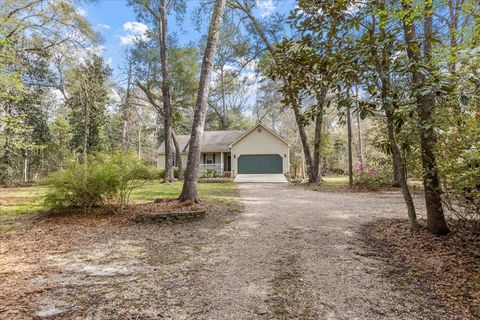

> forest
[1,0,479,318]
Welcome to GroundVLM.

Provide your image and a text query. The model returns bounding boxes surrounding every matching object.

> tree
[228,0,319,182]
[130,0,186,183]
[66,55,112,163]
[400,0,449,235]
[179,0,227,202]
[0,0,98,184]
[355,0,420,230]
[208,13,250,130]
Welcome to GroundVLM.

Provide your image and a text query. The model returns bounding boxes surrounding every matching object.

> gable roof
[157,130,245,154]
[228,123,291,148]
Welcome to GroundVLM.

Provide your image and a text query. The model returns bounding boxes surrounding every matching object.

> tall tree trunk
[137,126,142,160]
[346,106,353,188]
[386,108,420,231]
[23,151,28,183]
[122,60,132,150]
[356,87,364,164]
[172,131,183,180]
[179,0,227,202]
[159,0,174,183]
[401,0,449,235]
[370,0,419,230]
[312,87,327,183]
[292,104,315,183]
[220,64,228,129]
[392,158,401,187]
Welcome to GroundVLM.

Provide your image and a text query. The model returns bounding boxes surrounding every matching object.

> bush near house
[44,153,157,211]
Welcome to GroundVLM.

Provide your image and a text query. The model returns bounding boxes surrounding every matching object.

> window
[172,154,177,167]
[205,153,214,164]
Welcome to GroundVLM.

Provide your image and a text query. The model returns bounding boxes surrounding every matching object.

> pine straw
[365,219,480,319]
[0,199,226,318]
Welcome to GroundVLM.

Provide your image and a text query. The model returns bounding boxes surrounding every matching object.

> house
[157,123,290,176]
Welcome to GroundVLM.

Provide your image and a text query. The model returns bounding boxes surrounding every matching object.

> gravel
[1,183,449,319]
[183,183,441,319]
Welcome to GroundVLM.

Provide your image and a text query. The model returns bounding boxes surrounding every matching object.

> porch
[199,152,232,177]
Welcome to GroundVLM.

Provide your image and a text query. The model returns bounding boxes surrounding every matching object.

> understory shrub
[439,116,480,219]
[44,152,156,212]
[202,169,218,178]
[157,167,180,180]
[353,162,393,191]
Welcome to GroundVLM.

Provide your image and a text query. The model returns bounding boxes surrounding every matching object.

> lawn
[0,185,49,217]
[0,181,237,217]
[300,175,349,192]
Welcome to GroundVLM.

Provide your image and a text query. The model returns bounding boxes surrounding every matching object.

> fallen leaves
[366,219,480,319]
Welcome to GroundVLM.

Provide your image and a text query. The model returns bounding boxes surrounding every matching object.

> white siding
[231,127,289,175]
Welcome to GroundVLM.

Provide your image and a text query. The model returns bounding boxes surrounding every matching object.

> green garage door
[238,154,283,174]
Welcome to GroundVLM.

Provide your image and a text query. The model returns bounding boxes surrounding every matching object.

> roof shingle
[157,130,246,153]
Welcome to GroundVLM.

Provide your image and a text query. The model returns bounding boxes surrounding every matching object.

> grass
[0,185,49,217]
[0,181,237,217]
[129,181,237,202]
[300,175,349,192]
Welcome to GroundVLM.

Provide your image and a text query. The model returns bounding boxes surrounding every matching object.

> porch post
[220,152,224,176]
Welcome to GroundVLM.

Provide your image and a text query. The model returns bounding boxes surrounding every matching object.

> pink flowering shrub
[353,162,393,191]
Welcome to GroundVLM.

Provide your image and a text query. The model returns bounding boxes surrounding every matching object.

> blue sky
[80,0,295,82]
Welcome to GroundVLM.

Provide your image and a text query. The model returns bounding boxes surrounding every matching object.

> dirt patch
[363,219,480,319]
[0,198,240,319]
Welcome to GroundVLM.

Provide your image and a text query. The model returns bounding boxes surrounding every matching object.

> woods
[1,0,479,230]
[1,0,480,230]
[1,0,480,318]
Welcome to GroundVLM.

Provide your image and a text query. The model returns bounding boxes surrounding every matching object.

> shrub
[203,169,217,178]
[353,162,393,191]
[157,167,180,180]
[44,160,118,211]
[44,153,157,212]
[108,152,155,207]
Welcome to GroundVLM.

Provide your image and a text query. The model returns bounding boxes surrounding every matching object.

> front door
[226,155,231,171]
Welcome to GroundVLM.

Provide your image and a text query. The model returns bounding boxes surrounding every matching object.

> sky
[79,0,296,82]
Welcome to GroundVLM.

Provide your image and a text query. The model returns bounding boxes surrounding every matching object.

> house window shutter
[213,154,216,163]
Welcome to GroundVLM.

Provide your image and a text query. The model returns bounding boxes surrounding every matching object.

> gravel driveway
[187,183,439,319]
[2,183,443,319]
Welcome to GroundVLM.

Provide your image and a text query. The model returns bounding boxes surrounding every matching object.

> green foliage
[44,160,118,211]
[66,54,112,155]
[44,153,157,211]
[203,169,218,178]
[157,167,180,180]
[438,106,480,218]
[107,152,156,207]
[0,46,53,185]
[353,162,393,191]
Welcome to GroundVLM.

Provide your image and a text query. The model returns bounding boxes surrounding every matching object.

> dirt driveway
[1,183,446,319]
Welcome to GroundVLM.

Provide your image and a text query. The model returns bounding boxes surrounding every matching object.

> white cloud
[119,21,149,45]
[123,21,148,34]
[257,0,276,18]
[97,23,111,30]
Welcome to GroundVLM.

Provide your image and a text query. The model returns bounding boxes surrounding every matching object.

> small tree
[66,54,112,163]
